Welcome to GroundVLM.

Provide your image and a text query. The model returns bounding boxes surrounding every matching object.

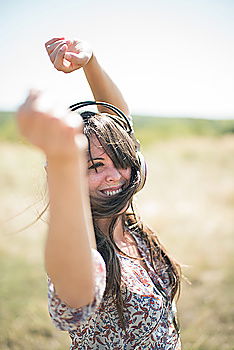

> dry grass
[0,136,233,349]
[137,136,234,350]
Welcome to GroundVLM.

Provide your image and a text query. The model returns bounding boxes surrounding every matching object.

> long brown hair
[81,112,181,329]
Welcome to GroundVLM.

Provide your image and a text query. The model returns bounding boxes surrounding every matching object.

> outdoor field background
[0,113,234,350]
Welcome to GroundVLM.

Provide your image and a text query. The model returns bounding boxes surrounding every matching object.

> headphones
[69,101,147,192]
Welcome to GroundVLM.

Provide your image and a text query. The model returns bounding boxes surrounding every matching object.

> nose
[105,166,122,183]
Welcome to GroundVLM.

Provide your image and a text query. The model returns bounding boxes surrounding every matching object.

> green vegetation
[133,115,234,146]
[0,112,21,142]
[1,111,234,145]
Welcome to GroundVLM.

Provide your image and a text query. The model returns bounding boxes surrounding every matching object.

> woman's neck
[96,216,125,242]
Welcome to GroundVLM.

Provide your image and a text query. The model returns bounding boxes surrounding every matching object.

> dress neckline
[116,228,151,274]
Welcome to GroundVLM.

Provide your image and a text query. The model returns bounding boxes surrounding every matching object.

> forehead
[88,135,106,159]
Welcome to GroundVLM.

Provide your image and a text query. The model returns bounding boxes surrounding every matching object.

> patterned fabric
[48,230,181,349]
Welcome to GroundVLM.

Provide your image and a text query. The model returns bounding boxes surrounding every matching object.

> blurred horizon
[1,109,233,120]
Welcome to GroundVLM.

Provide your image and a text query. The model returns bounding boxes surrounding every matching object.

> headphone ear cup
[136,151,147,192]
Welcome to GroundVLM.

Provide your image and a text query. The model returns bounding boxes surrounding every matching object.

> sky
[1,0,233,118]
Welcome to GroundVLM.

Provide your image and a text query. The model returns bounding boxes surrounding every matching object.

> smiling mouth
[100,187,123,197]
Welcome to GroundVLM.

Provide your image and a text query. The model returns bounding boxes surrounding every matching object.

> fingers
[16,90,86,157]
[25,89,41,104]
[63,52,82,70]
[45,37,65,46]
[45,38,71,56]
[64,52,84,61]
[17,90,40,120]
[20,90,83,131]
[50,43,67,64]
[53,45,72,72]
[45,37,65,52]
[45,37,92,73]
[45,38,70,67]
[46,40,65,57]
[63,111,83,131]
[45,38,71,72]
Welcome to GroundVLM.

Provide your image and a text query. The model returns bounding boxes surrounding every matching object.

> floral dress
[48,230,181,349]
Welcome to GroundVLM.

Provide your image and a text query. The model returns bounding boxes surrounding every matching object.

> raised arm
[16,91,96,308]
[83,54,130,116]
[45,37,130,116]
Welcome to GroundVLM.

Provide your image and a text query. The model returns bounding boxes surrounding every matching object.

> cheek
[88,173,103,192]
[120,168,131,181]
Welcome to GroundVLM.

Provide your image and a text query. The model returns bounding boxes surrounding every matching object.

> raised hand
[45,37,93,73]
[16,90,87,160]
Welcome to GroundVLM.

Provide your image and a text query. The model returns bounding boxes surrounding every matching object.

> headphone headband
[69,101,134,135]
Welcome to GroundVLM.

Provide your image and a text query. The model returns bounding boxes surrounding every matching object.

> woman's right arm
[45,37,130,116]
[16,91,97,309]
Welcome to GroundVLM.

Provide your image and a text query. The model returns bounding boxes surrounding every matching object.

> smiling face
[87,136,131,200]
[82,113,140,218]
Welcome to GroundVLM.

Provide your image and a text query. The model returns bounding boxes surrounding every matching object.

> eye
[88,162,104,170]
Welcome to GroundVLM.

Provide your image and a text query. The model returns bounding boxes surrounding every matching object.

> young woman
[17,37,181,349]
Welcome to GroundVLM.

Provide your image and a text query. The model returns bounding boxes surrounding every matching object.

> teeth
[103,188,122,196]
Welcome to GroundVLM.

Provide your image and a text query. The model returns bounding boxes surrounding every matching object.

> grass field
[0,114,234,349]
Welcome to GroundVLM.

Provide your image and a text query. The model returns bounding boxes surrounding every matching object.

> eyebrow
[87,157,105,162]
